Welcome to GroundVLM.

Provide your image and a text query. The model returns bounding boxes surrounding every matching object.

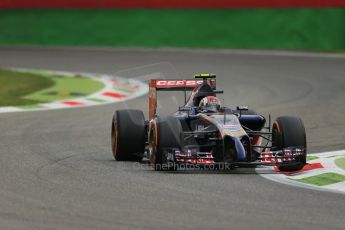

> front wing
[163,147,305,168]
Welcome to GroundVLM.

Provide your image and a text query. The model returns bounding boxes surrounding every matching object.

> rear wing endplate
[149,78,216,120]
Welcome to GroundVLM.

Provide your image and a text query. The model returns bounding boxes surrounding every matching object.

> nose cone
[224,135,247,162]
[234,137,246,161]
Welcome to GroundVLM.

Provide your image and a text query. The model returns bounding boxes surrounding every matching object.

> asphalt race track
[0,47,344,230]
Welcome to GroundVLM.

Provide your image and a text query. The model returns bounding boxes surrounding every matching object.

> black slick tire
[111,109,145,161]
[272,116,307,172]
[153,116,183,171]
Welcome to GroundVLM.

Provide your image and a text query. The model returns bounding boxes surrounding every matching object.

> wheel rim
[148,127,157,164]
[111,117,119,159]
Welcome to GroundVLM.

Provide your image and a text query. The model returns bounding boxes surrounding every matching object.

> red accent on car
[251,135,261,146]
[175,151,215,164]
[154,80,204,88]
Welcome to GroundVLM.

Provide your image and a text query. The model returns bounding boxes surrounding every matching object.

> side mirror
[236,106,249,111]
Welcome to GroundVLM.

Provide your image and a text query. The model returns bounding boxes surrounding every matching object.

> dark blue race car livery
[111,74,307,172]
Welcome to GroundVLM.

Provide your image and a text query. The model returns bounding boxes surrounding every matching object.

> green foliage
[0,9,344,50]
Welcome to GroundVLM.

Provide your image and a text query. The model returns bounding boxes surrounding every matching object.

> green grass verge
[0,69,54,106]
[24,75,104,102]
[17,104,44,109]
[0,69,104,107]
[335,157,345,170]
[307,156,319,161]
[292,173,345,186]
[0,9,344,51]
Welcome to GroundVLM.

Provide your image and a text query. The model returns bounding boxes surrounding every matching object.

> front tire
[150,116,183,171]
[272,116,307,172]
[111,109,145,161]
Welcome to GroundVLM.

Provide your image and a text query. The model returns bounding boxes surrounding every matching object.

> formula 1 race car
[111,74,307,172]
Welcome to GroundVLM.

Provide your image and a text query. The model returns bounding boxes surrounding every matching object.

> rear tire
[111,109,145,161]
[152,116,183,171]
[272,116,307,172]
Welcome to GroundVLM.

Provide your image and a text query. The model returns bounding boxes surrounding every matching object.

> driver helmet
[199,96,222,112]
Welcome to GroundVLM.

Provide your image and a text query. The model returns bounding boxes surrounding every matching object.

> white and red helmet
[199,96,222,112]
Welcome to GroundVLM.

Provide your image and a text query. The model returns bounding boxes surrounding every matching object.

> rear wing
[149,76,217,120]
